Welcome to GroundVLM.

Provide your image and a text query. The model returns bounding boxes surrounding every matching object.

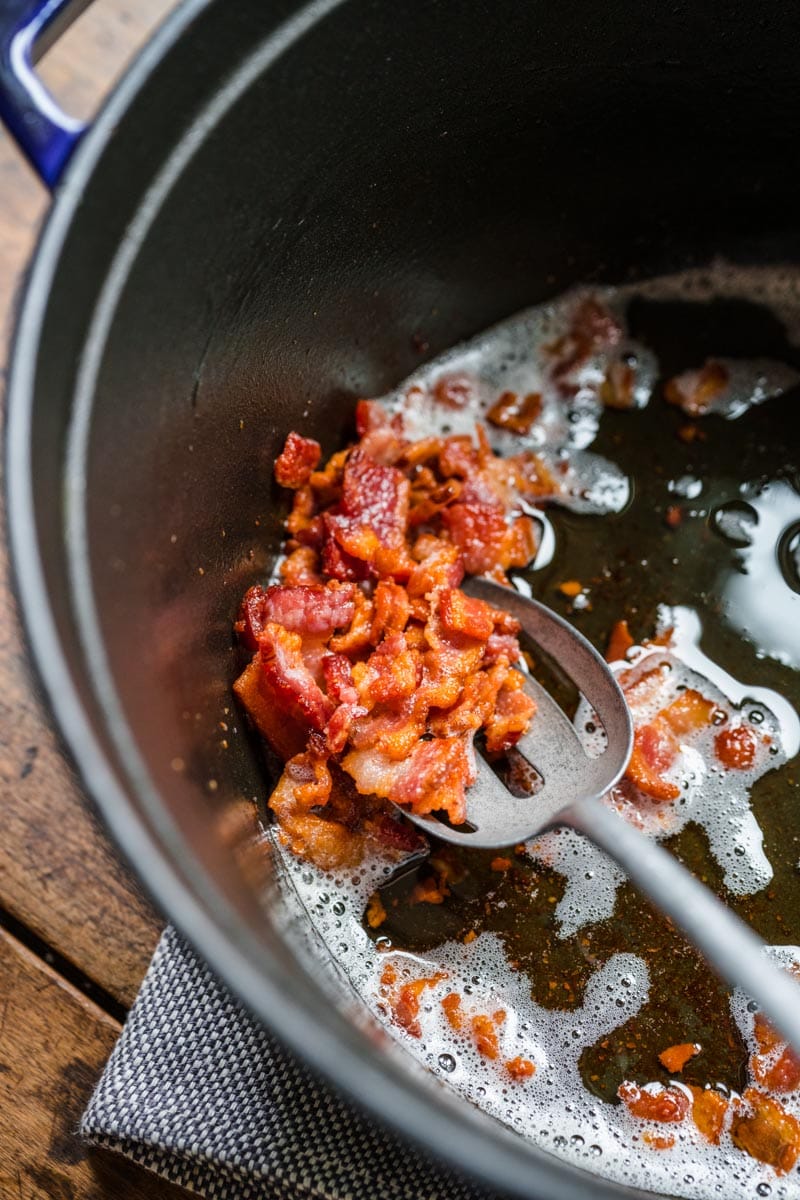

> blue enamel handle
[0,0,88,187]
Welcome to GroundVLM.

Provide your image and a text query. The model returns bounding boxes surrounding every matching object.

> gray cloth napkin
[81,925,502,1200]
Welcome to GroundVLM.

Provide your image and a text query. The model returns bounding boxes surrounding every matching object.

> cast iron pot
[3,1,799,1195]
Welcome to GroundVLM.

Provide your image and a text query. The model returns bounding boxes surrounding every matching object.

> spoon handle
[564,796,800,1052]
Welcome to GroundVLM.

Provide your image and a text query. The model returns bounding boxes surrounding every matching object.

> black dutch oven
[3,1,799,1196]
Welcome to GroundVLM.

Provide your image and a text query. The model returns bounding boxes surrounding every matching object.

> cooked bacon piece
[441,501,510,575]
[438,588,500,641]
[365,893,387,928]
[642,1132,675,1151]
[484,676,537,754]
[352,633,420,707]
[433,374,473,409]
[506,1057,536,1079]
[484,631,523,665]
[344,733,476,824]
[389,972,447,1038]
[658,1042,700,1073]
[407,536,464,598]
[471,1012,504,1060]
[441,992,464,1031]
[286,485,322,545]
[323,651,377,753]
[258,622,334,733]
[689,1087,729,1144]
[662,689,719,736]
[441,502,537,577]
[547,296,622,381]
[328,587,374,656]
[369,579,411,644]
[368,810,425,853]
[601,359,637,410]
[356,398,388,437]
[238,408,540,840]
[487,390,543,434]
[274,431,322,488]
[606,619,634,663]
[626,723,682,802]
[348,693,429,760]
[233,658,307,762]
[324,450,413,579]
[731,1088,800,1174]
[618,1081,691,1123]
[236,583,355,648]
[625,688,717,802]
[280,545,322,585]
[353,400,407,465]
[409,874,449,905]
[664,359,729,417]
[268,751,365,870]
[428,664,509,739]
[751,1012,800,1093]
[715,724,758,770]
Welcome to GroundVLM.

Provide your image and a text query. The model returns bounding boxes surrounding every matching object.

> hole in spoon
[429,810,480,834]
[488,746,544,798]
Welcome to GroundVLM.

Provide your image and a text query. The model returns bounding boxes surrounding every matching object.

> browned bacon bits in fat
[234,410,539,867]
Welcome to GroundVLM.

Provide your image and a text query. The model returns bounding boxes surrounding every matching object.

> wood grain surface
[0,2,194,1196]
[0,0,176,1010]
[0,925,190,1199]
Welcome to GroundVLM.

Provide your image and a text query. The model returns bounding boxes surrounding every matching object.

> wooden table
[0,3,193,1196]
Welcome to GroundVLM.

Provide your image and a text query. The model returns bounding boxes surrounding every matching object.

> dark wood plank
[0,924,191,1200]
[0,1,177,1006]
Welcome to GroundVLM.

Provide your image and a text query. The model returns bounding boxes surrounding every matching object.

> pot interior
[14,0,800,1195]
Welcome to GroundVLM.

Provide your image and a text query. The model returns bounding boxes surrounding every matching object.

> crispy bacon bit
[751,1013,800,1093]
[626,723,682,802]
[258,623,334,733]
[658,1042,700,1073]
[625,688,717,802]
[730,1088,800,1174]
[236,583,356,648]
[410,875,449,905]
[438,588,501,641]
[664,360,729,417]
[715,724,758,770]
[268,752,364,870]
[441,993,464,1032]
[642,1132,675,1151]
[558,580,583,598]
[280,545,323,585]
[618,1081,691,1123]
[390,972,447,1038]
[233,658,306,762]
[506,1056,536,1079]
[433,374,473,409]
[471,1012,503,1060]
[487,390,543,434]
[601,360,637,410]
[365,893,387,928]
[274,431,322,488]
[548,296,622,381]
[689,1087,729,1144]
[606,619,634,663]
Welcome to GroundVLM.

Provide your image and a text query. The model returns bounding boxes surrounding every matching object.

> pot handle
[0,0,89,188]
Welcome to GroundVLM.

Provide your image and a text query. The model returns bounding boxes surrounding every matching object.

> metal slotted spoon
[399,576,800,1052]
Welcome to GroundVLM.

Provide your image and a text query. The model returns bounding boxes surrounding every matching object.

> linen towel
[81,925,504,1200]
